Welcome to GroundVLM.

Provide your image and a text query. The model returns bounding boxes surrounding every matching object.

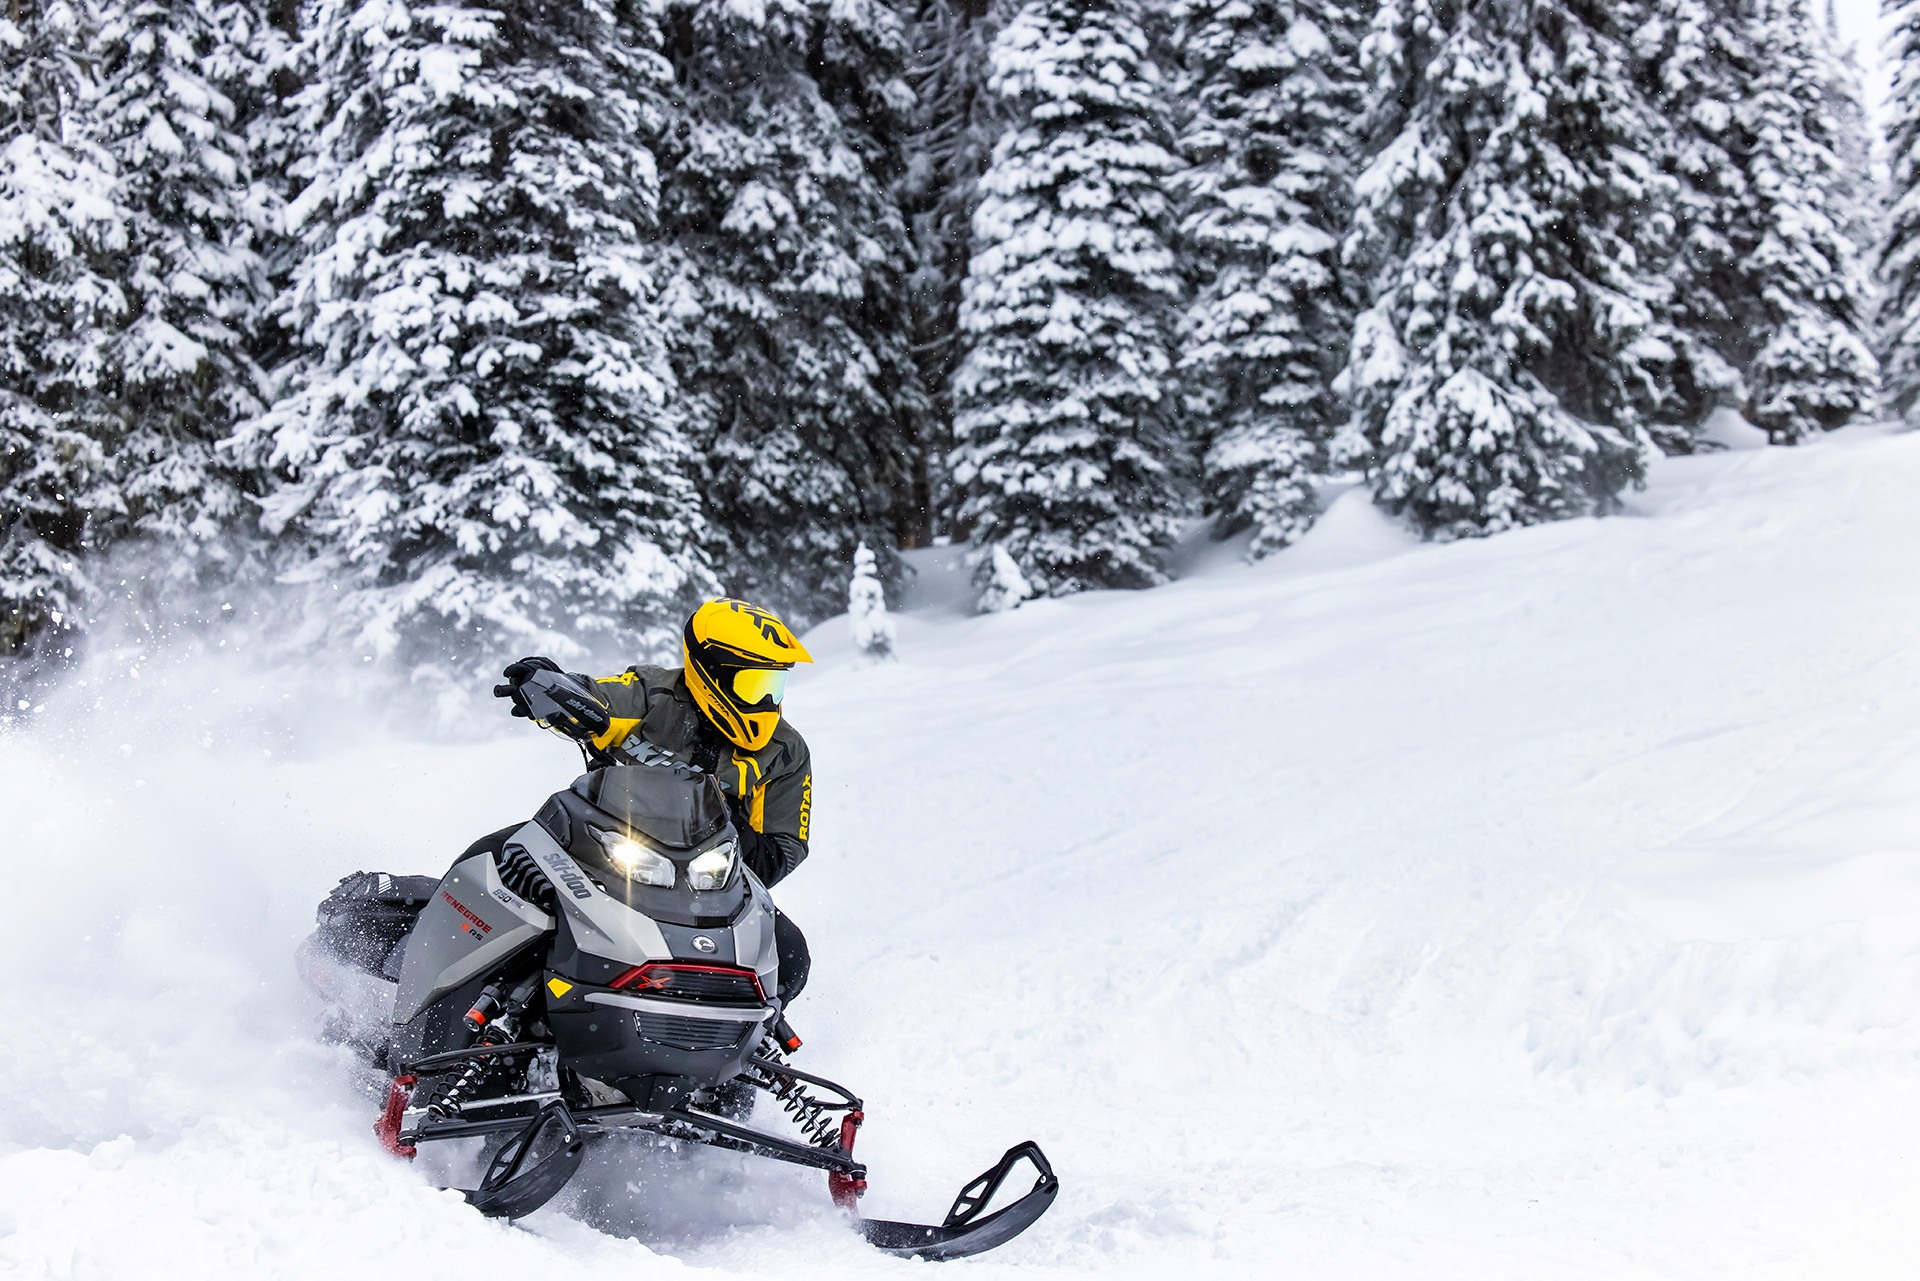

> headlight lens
[591,828,675,888]
[687,842,737,892]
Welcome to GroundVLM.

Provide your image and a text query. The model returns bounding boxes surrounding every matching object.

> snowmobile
[296,666,1056,1260]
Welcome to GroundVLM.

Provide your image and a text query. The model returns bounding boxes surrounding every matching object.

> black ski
[858,1142,1059,1261]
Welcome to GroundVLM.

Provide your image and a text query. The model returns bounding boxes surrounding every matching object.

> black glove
[494,658,611,741]
[494,656,564,718]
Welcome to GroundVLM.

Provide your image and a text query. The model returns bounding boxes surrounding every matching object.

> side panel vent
[496,843,557,912]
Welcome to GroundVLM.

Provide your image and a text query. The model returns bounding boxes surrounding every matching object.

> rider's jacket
[588,664,811,888]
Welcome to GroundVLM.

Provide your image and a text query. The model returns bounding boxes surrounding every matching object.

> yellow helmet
[682,598,813,751]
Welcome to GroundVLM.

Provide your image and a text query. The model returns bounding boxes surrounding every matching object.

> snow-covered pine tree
[1173,0,1364,558]
[900,0,1007,527]
[92,0,274,581]
[1733,0,1879,440]
[977,541,1031,611]
[1885,0,1920,418]
[0,1,126,658]
[847,540,896,658]
[1816,0,1883,266]
[1881,0,1920,418]
[241,0,713,661]
[221,1,303,397]
[1628,0,1743,441]
[1338,0,1665,536]
[655,0,930,624]
[951,0,1185,603]
[1637,0,1878,444]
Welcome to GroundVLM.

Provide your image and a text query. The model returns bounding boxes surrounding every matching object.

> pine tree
[92,0,275,580]
[1638,0,1878,444]
[951,0,1185,603]
[1173,0,1364,559]
[900,0,1006,529]
[241,0,713,661]
[847,540,896,658]
[656,0,930,625]
[1885,0,1920,418]
[1816,1,1882,266]
[977,540,1031,611]
[1339,0,1666,537]
[0,1,126,657]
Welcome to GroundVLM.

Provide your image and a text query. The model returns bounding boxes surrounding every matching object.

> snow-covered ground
[4,427,1920,1279]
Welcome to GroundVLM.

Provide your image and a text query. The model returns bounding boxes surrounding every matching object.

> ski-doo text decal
[539,851,594,900]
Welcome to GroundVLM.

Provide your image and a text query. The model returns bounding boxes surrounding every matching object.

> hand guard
[494,657,612,743]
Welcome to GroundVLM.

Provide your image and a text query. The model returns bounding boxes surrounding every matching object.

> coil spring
[426,1054,491,1119]
[750,1043,841,1148]
[425,1019,518,1119]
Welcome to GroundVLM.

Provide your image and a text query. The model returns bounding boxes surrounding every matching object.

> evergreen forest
[1,0,1913,667]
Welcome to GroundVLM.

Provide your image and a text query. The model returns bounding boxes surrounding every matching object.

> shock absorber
[427,975,536,1119]
[748,1043,842,1148]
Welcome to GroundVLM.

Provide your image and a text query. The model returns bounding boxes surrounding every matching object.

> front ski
[855,1142,1059,1261]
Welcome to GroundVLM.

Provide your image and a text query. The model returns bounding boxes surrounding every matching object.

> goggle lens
[731,667,789,708]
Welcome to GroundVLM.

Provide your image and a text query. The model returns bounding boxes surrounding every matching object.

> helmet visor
[730,667,789,709]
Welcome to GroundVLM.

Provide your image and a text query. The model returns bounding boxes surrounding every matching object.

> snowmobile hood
[571,763,730,850]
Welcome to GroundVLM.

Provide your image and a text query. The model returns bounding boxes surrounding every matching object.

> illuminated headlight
[591,828,675,888]
[687,842,737,892]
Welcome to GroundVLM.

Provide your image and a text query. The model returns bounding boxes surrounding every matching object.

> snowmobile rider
[491,598,816,1006]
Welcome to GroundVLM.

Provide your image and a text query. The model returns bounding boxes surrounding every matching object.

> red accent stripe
[607,961,766,1000]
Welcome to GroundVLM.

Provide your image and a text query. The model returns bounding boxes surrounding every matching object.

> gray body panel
[390,812,778,1033]
[393,848,553,1023]
[519,821,675,965]
[737,873,778,1000]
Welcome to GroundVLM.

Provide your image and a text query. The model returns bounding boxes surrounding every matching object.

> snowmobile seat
[312,871,440,977]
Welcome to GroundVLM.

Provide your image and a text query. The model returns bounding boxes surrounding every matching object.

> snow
[5,429,1920,1276]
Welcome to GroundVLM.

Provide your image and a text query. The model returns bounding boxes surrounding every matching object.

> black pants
[463,827,810,1004]
[774,908,810,1006]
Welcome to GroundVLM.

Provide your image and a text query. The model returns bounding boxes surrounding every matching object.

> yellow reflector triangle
[546,978,573,998]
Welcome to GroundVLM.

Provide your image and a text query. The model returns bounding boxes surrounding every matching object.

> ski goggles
[730,666,790,708]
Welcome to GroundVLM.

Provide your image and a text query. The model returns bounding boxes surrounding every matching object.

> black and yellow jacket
[588,664,812,888]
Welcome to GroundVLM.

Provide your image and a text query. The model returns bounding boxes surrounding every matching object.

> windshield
[571,764,730,850]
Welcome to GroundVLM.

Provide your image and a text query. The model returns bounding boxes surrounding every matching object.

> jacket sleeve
[737,737,811,887]
[587,669,656,754]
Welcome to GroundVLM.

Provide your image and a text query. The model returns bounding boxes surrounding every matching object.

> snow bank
[4,428,1920,1277]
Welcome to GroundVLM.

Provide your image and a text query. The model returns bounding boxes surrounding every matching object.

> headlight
[591,827,675,888]
[687,841,737,892]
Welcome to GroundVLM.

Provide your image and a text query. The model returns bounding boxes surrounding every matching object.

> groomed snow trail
[4,429,1919,1279]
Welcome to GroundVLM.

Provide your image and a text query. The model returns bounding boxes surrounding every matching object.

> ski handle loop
[945,1141,1057,1229]
[477,1099,582,1196]
[462,1099,589,1219]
